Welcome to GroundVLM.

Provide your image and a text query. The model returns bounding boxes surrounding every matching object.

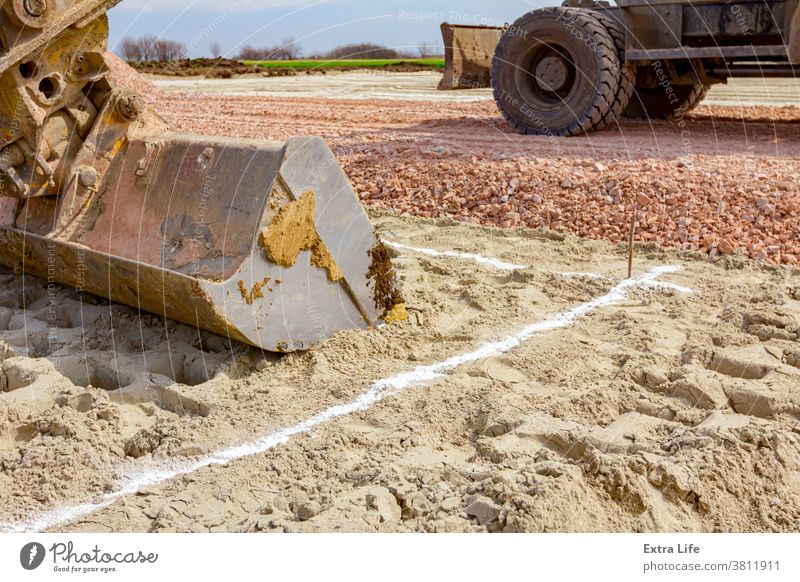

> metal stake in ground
[627,206,637,279]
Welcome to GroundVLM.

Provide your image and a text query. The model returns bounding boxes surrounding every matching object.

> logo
[20,542,46,570]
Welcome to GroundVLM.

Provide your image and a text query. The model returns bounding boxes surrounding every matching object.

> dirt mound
[131,57,442,78]
[132,57,263,79]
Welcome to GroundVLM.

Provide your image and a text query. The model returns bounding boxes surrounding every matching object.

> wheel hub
[534,56,570,92]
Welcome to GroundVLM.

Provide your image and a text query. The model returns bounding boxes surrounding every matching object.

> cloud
[117,0,322,12]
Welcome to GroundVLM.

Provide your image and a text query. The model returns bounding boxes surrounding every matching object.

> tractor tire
[680,84,709,113]
[491,7,621,137]
[590,9,635,130]
[624,82,708,120]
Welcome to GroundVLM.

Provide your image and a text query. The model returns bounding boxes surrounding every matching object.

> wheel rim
[534,55,570,93]
[515,41,578,111]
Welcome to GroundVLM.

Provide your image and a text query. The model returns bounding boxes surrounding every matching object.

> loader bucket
[438,22,504,90]
[0,0,401,353]
[0,134,401,352]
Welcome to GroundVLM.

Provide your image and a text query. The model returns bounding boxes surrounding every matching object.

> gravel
[109,55,800,265]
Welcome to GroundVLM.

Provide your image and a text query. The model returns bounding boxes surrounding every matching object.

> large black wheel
[590,9,635,130]
[491,7,622,137]
[624,82,708,120]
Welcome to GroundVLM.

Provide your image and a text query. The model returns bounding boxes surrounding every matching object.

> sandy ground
[0,57,799,533]
[0,212,798,533]
[150,71,800,107]
[150,71,492,102]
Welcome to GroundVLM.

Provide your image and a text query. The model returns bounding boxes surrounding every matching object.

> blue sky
[108,0,553,58]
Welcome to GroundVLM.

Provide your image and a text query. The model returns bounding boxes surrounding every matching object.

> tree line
[119,36,188,62]
[119,35,437,62]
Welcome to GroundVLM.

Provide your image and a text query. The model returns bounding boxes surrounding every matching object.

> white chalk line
[383,239,620,282]
[0,265,691,533]
[383,240,526,271]
[384,240,695,292]
[560,272,612,281]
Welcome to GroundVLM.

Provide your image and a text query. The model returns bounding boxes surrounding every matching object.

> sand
[1,210,798,533]
[149,72,800,108]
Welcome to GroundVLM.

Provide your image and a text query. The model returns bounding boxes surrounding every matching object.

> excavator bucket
[0,0,401,352]
[438,22,504,90]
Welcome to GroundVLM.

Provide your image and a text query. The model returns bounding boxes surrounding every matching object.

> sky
[107,0,554,58]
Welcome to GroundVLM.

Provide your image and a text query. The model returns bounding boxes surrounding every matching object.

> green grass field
[243,58,445,70]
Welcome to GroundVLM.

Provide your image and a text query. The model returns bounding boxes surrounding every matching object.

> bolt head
[23,0,47,17]
[115,93,145,121]
[78,167,97,188]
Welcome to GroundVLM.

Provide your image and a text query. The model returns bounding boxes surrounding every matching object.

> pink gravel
[108,55,800,265]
